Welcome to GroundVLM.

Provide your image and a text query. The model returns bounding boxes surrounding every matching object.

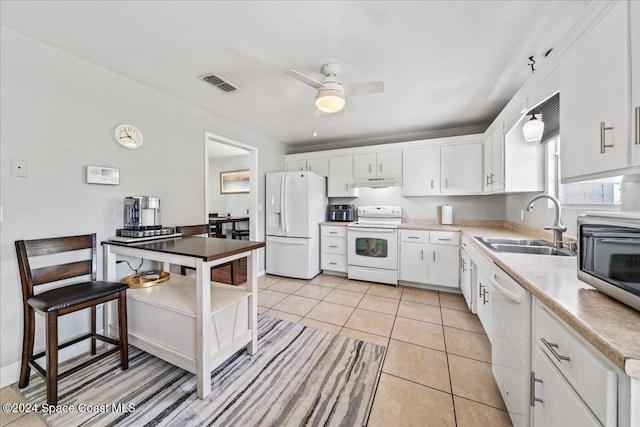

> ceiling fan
[286,64,384,113]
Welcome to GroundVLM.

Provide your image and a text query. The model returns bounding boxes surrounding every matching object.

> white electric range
[347,206,402,285]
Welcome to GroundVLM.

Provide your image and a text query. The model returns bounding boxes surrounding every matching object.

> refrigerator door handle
[283,175,289,232]
[279,174,286,232]
[268,237,307,245]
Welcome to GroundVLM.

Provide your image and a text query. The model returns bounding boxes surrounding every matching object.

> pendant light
[523,111,545,142]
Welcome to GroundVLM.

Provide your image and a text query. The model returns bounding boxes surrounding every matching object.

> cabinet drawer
[322,253,347,272]
[399,229,428,243]
[321,226,346,238]
[460,234,471,251]
[429,231,460,245]
[322,237,346,255]
[534,301,617,425]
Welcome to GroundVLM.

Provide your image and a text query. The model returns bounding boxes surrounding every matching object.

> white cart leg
[195,259,212,399]
[247,250,258,355]
[103,245,118,340]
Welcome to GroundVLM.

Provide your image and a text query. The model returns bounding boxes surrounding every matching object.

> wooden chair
[15,233,129,405]
[232,229,250,240]
[176,224,238,285]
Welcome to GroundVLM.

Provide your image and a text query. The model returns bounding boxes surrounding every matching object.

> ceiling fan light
[315,89,345,113]
[523,115,545,142]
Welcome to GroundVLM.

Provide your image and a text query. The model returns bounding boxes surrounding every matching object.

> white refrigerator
[266,171,327,279]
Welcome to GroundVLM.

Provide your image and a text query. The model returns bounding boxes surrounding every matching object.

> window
[546,136,621,206]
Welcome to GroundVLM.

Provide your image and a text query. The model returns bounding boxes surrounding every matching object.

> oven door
[347,227,398,270]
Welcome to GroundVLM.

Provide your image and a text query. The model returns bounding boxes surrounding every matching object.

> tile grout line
[439,290,459,427]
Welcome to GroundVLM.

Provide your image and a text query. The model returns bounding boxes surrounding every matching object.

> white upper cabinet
[328,155,359,198]
[286,158,329,177]
[402,147,440,196]
[441,142,483,194]
[483,128,504,193]
[307,158,329,177]
[353,151,402,178]
[286,159,307,172]
[559,1,632,179]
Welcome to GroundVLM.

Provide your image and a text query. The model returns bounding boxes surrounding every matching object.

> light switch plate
[10,159,27,177]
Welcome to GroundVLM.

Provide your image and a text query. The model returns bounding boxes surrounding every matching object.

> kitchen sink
[475,237,575,256]
[490,244,574,256]
[475,237,552,247]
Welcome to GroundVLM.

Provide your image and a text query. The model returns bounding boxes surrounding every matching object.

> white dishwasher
[490,263,532,427]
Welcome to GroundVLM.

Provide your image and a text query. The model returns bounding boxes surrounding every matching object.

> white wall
[209,154,251,221]
[0,28,287,384]
[331,187,505,221]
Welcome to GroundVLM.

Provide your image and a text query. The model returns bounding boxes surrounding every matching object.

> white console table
[102,236,265,399]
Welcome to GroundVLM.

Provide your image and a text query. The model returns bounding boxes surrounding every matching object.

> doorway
[204,131,258,240]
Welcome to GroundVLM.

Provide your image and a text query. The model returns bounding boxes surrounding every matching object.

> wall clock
[113,124,143,149]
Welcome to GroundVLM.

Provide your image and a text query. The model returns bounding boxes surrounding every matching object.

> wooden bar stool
[176,224,238,285]
[232,229,250,240]
[15,233,129,405]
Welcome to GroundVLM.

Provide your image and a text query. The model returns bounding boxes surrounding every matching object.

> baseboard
[1,329,104,388]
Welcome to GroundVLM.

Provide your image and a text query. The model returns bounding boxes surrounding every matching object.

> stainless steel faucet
[525,194,567,248]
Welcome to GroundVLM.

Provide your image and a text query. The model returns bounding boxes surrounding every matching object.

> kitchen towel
[442,205,453,225]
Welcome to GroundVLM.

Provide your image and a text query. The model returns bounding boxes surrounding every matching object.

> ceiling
[0,1,589,150]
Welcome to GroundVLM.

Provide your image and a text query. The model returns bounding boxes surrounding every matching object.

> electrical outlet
[10,159,28,177]
[520,210,525,221]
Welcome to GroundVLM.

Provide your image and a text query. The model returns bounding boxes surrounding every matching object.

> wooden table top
[103,236,265,262]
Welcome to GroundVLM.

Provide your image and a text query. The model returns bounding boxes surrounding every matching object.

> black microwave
[578,213,640,312]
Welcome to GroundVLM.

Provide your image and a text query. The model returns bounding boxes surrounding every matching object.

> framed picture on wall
[220,169,250,194]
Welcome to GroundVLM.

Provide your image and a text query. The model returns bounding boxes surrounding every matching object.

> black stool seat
[28,281,129,312]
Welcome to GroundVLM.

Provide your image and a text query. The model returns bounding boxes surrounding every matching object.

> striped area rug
[16,315,385,426]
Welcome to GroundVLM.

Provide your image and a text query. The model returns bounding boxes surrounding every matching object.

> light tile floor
[259,273,513,427]
[0,273,513,427]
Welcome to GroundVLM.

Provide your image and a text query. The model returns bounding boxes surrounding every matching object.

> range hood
[353,176,402,188]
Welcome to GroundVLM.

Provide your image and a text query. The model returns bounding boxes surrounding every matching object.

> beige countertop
[400,220,640,379]
[319,221,351,227]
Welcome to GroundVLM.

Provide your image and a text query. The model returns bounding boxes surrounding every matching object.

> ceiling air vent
[200,73,240,93]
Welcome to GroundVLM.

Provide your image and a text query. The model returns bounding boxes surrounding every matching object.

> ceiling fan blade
[343,81,385,97]
[285,70,325,90]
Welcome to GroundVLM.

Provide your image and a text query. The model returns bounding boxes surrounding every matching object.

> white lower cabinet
[459,236,474,312]
[398,230,459,288]
[320,225,347,274]
[466,238,492,337]
[475,267,492,339]
[531,346,601,427]
[532,299,618,426]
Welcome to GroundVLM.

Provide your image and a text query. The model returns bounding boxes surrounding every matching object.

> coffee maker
[117,196,174,238]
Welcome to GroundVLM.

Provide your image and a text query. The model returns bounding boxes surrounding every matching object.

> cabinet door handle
[444,179,449,189]
[430,179,434,189]
[308,166,312,171]
[486,174,491,186]
[329,231,338,234]
[635,106,640,145]
[530,371,543,407]
[600,122,614,153]
[433,251,436,262]
[540,338,571,362]
[329,262,338,265]
[328,245,338,248]
[420,250,424,260]
[490,173,495,184]
[368,164,372,173]
[408,236,420,239]
[379,163,383,173]
[438,238,451,241]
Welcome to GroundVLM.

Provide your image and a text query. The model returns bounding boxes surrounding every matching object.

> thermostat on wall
[86,165,120,185]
